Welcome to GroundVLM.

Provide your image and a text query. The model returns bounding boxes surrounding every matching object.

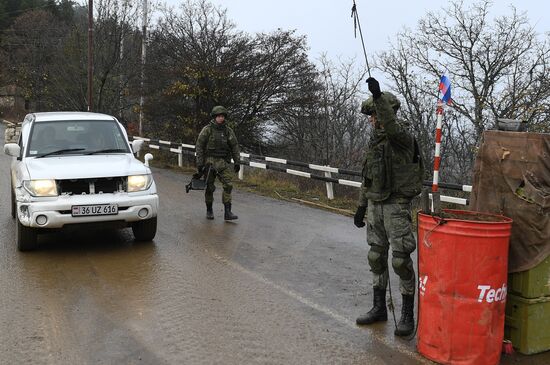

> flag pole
[432,75,451,193]
[432,100,444,192]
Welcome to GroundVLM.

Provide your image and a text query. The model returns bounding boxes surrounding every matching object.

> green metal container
[508,255,550,298]
[505,294,550,354]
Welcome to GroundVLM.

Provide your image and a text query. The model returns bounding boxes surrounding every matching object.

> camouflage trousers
[204,157,234,205]
[366,200,416,295]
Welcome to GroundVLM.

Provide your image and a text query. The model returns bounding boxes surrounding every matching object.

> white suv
[4,112,159,251]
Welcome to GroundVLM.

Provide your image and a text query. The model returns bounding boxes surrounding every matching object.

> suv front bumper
[16,192,159,229]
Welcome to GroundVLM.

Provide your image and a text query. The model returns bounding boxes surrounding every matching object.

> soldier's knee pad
[391,255,413,279]
[206,184,216,194]
[368,250,388,275]
[224,184,233,194]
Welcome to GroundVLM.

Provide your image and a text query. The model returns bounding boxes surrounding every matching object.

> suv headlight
[127,174,153,192]
[23,179,58,197]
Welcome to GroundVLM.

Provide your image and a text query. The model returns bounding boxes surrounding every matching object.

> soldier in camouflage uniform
[196,106,241,220]
[354,77,423,337]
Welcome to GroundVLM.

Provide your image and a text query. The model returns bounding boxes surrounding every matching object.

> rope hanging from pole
[351,0,372,77]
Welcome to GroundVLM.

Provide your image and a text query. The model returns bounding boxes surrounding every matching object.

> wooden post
[238,165,244,180]
[421,188,431,213]
[325,170,334,200]
[432,191,442,216]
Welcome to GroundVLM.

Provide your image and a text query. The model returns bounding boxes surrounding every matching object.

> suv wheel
[132,217,157,241]
[11,187,15,219]
[16,217,38,251]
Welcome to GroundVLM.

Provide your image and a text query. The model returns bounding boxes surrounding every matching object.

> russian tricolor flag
[439,75,452,105]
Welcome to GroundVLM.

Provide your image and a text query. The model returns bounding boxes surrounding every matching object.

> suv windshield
[27,120,130,157]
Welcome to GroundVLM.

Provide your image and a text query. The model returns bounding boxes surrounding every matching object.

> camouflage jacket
[358,94,423,206]
[196,121,240,166]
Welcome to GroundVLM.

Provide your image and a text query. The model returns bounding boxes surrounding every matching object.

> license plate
[72,204,118,217]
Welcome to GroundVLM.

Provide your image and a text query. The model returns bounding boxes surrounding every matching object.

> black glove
[354,205,367,228]
[234,164,241,173]
[197,165,204,174]
[366,77,382,99]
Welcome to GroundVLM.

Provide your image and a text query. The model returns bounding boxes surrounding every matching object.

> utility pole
[117,1,125,115]
[87,0,93,111]
[139,0,148,136]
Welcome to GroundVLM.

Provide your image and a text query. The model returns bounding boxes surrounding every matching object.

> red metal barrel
[417,209,513,365]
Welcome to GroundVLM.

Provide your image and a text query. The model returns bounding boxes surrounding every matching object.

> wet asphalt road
[1,124,548,365]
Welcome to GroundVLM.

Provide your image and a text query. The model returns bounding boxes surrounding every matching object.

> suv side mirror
[4,143,21,157]
[131,139,144,154]
[144,153,154,166]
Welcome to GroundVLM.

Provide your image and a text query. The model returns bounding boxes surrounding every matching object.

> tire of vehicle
[16,217,38,251]
[132,217,157,241]
[11,187,16,219]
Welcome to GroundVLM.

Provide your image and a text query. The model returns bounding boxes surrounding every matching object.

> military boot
[224,203,238,220]
[356,288,387,325]
[394,294,415,337]
[206,203,214,220]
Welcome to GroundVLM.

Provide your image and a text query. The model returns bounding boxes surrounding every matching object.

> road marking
[210,253,428,363]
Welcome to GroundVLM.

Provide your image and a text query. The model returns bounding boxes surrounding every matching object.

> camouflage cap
[211,105,228,117]
[360,93,401,115]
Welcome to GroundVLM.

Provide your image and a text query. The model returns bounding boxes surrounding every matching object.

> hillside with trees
[0,0,548,184]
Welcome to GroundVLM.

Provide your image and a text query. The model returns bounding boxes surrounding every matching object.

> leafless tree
[145,0,318,152]
[89,0,144,115]
[379,0,550,183]
[271,56,369,168]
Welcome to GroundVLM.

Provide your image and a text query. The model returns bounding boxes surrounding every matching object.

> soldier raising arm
[354,77,423,337]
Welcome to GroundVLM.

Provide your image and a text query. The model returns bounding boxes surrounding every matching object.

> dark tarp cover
[469,130,550,273]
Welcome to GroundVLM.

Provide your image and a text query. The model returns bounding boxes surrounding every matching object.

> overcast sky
[160,0,548,67]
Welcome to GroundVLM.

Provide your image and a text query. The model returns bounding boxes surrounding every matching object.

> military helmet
[361,93,401,115]
[211,105,228,117]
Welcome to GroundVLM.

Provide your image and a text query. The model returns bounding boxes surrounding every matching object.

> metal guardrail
[130,136,471,205]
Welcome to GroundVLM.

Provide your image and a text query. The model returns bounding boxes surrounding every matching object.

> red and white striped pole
[432,75,451,193]
[432,100,444,192]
